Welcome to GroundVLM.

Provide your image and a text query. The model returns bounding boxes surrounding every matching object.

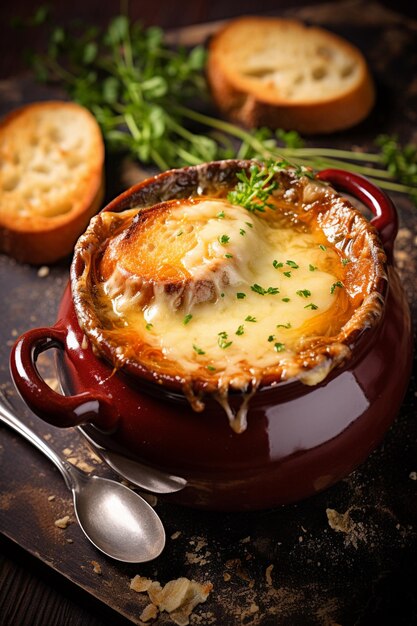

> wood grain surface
[1,2,417,625]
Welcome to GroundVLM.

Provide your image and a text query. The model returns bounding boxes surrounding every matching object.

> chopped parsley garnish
[216,210,225,219]
[240,228,246,236]
[193,344,206,355]
[341,258,351,266]
[145,322,153,330]
[304,303,319,310]
[268,335,275,342]
[236,292,246,299]
[283,271,292,278]
[251,283,265,295]
[286,260,299,269]
[207,365,216,372]
[319,244,327,251]
[251,284,280,295]
[276,322,291,329]
[273,260,284,269]
[245,315,257,322]
[245,222,253,228]
[183,314,193,325]
[176,230,183,237]
[235,325,245,336]
[296,289,312,298]
[274,342,286,352]
[330,281,344,294]
[218,331,232,349]
[218,234,230,245]
[309,264,317,271]
[282,297,291,302]
[225,253,233,259]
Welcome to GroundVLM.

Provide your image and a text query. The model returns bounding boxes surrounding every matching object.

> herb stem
[124,112,141,141]
[284,147,382,163]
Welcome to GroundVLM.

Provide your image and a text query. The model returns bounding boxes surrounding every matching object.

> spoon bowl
[78,424,187,494]
[0,394,165,562]
[72,470,165,562]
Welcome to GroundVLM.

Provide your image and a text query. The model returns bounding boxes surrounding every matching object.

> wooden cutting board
[1,2,417,624]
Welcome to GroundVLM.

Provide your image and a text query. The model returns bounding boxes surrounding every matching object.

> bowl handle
[10,325,119,431]
[317,168,398,260]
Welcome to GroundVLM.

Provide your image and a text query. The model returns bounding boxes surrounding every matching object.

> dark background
[1,0,417,79]
[1,2,417,626]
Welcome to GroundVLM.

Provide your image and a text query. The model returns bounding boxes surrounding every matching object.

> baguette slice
[99,197,257,312]
[207,17,375,134]
[0,101,105,264]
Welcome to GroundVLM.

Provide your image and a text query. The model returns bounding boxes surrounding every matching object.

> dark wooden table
[1,2,417,625]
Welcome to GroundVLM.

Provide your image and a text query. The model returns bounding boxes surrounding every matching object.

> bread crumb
[140,603,159,622]
[326,508,355,534]
[147,581,163,605]
[91,561,102,575]
[159,578,190,612]
[43,433,52,441]
[37,266,50,278]
[66,538,73,544]
[130,575,212,625]
[265,564,274,586]
[63,448,73,456]
[130,575,153,593]
[55,515,71,529]
[223,572,231,582]
[409,471,417,481]
[185,551,211,566]
[171,531,181,540]
[48,495,55,502]
[326,507,366,548]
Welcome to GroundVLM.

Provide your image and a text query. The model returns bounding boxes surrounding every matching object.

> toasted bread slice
[99,197,259,311]
[207,17,375,134]
[0,101,104,264]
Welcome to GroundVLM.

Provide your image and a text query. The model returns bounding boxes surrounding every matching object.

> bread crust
[207,17,375,134]
[0,101,105,264]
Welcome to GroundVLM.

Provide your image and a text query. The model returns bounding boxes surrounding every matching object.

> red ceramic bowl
[10,164,413,511]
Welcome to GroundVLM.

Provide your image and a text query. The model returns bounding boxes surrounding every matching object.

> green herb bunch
[25,9,417,203]
[29,12,220,169]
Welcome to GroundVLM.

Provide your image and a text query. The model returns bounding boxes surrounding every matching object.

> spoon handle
[0,401,74,490]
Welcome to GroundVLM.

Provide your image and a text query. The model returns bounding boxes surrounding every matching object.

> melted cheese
[103,199,348,385]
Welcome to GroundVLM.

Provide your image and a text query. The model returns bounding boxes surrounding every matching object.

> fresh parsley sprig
[227,163,279,212]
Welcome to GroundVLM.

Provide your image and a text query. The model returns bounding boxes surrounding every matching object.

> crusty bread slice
[0,101,104,264]
[207,17,375,134]
[99,198,240,311]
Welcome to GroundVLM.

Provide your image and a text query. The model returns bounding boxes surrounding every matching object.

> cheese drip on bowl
[97,197,352,431]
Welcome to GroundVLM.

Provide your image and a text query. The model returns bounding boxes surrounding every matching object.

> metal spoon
[78,425,187,495]
[0,401,166,563]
